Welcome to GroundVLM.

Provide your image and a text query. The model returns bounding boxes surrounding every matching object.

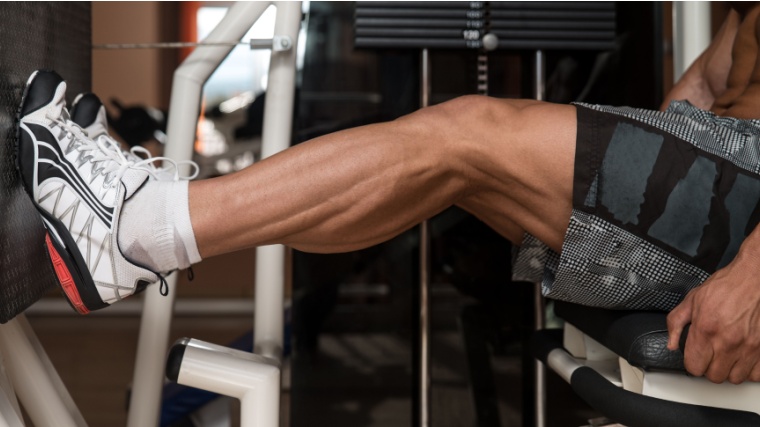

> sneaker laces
[83,138,134,188]
[128,146,200,181]
[47,109,89,149]
[46,111,123,186]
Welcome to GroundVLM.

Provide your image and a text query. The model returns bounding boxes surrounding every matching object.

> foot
[69,89,202,276]
[16,70,160,313]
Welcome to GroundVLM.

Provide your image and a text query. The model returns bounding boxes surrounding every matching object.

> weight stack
[355,1,616,51]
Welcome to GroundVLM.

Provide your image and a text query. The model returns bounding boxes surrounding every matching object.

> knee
[391,95,534,168]
[399,95,511,139]
[438,94,501,113]
[430,95,501,123]
[426,95,529,133]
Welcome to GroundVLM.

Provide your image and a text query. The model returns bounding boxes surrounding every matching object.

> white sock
[118,180,202,274]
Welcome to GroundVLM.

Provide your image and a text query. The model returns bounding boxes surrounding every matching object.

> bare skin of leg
[189,95,577,258]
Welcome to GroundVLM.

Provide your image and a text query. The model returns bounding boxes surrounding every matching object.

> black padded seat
[553,300,685,372]
[533,301,760,426]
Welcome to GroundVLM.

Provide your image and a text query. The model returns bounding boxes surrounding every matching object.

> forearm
[660,58,714,111]
[661,10,739,112]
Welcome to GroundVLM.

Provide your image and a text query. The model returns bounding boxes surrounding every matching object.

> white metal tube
[254,1,302,361]
[128,280,177,427]
[165,1,271,162]
[0,346,22,427]
[130,3,272,427]
[177,340,280,427]
[545,348,582,384]
[0,391,21,427]
[254,245,285,359]
[240,384,281,427]
[0,317,81,427]
[16,315,87,426]
[672,2,711,82]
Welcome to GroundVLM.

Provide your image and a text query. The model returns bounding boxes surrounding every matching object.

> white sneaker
[16,70,161,313]
[70,92,198,182]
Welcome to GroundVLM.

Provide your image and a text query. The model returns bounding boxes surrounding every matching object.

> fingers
[728,359,753,384]
[711,347,760,384]
[667,293,693,351]
[726,340,760,384]
[700,348,731,382]
[663,253,760,384]
[667,290,720,380]
[682,328,713,378]
[685,313,751,383]
[749,362,760,382]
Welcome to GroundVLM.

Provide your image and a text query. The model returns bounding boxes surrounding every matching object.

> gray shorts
[513,100,760,311]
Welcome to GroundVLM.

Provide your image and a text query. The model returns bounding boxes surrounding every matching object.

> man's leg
[18,70,577,311]
[186,96,576,259]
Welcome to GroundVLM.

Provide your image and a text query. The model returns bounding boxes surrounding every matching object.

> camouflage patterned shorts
[513,100,760,311]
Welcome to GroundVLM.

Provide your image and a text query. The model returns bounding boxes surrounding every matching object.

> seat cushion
[554,300,685,372]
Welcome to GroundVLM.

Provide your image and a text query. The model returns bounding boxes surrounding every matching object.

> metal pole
[0,346,22,427]
[254,0,301,363]
[534,50,545,102]
[534,49,547,427]
[672,2,710,82]
[92,39,281,49]
[418,48,431,427]
[15,315,87,426]
[174,339,281,427]
[0,316,82,427]
[533,284,546,427]
[129,3,272,426]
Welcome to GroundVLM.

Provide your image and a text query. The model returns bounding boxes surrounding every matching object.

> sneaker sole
[14,71,106,314]
[45,233,90,314]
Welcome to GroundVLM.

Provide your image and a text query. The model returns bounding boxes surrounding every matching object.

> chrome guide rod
[534,284,547,427]
[419,47,432,427]
[535,50,545,102]
[534,48,547,427]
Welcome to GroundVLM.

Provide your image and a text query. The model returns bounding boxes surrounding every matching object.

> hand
[667,252,760,384]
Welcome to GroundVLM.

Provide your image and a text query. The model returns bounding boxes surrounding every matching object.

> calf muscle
[189,96,577,257]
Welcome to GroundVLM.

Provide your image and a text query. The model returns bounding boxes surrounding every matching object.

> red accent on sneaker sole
[45,233,90,315]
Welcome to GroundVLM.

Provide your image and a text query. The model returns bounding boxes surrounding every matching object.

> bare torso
[712,4,760,118]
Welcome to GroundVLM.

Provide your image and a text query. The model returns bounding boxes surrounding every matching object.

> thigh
[573,102,760,275]
[544,101,760,310]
